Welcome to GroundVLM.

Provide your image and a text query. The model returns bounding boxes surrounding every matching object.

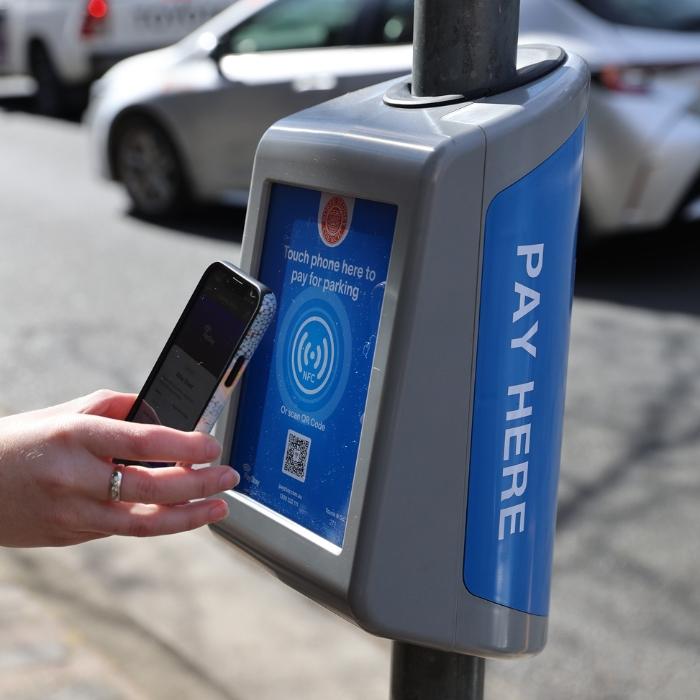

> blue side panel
[464,123,585,616]
[232,184,396,547]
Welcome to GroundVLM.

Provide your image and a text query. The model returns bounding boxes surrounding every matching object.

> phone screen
[128,264,260,432]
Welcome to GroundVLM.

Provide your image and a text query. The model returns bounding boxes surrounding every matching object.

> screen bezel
[214,167,406,598]
[229,184,397,548]
[125,261,262,430]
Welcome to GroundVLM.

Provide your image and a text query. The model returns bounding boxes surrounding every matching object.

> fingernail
[209,501,228,520]
[205,438,222,461]
[218,468,239,491]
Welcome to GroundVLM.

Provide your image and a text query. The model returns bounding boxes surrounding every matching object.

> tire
[30,44,70,117]
[113,116,188,219]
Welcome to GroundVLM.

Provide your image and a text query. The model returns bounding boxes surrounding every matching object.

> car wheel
[30,44,65,117]
[30,44,70,117]
[114,116,188,218]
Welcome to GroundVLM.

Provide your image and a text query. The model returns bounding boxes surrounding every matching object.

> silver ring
[109,468,123,502]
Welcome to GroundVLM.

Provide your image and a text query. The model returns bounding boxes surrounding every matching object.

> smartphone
[123,261,276,465]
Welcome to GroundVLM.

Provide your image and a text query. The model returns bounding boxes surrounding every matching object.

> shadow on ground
[127,204,246,243]
[575,223,700,317]
[0,91,83,123]
[0,93,35,113]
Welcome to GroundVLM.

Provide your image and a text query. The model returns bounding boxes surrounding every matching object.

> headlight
[592,65,652,94]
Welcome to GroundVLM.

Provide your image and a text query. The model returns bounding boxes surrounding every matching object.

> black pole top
[412,0,521,99]
[385,1,566,108]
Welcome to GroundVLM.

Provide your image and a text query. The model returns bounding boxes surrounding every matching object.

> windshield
[576,0,700,31]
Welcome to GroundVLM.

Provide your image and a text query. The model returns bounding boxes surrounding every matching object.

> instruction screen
[232,184,396,546]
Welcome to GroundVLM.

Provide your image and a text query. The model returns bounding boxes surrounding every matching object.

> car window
[374,0,414,43]
[221,0,368,54]
[574,0,700,31]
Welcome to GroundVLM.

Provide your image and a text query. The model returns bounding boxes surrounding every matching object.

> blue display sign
[233,184,396,546]
[465,123,585,616]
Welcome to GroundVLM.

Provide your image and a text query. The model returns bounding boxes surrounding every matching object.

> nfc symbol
[291,315,336,397]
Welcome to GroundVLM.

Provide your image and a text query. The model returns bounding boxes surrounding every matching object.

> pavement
[0,532,391,700]
[0,580,146,700]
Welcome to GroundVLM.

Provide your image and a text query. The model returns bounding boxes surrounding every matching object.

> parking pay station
[213,0,589,668]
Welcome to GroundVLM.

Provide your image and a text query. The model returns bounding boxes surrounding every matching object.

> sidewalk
[0,581,145,700]
[0,534,391,700]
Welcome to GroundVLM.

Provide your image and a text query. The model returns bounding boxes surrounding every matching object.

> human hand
[0,390,238,547]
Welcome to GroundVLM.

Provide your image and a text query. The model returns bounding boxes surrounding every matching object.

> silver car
[88,0,413,217]
[520,0,700,237]
[90,0,700,237]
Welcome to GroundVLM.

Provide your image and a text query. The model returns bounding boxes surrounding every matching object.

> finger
[66,461,238,503]
[78,390,138,419]
[27,390,137,420]
[113,464,239,505]
[65,532,111,546]
[85,499,229,538]
[69,414,222,464]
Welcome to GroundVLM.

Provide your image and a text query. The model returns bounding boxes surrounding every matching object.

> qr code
[282,430,311,482]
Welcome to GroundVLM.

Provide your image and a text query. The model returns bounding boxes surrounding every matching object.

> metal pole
[390,642,485,700]
[412,0,520,98]
[392,2,515,696]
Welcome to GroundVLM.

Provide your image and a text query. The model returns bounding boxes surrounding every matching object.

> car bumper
[631,111,700,227]
[583,86,700,236]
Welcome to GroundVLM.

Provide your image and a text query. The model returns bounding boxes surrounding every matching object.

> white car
[87,0,413,216]
[520,0,700,237]
[0,0,230,114]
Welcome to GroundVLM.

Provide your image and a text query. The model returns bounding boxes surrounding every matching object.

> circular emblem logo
[320,196,349,247]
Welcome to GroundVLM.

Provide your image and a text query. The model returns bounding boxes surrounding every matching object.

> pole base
[384,45,567,108]
[390,642,485,700]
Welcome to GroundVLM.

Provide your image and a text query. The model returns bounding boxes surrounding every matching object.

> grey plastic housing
[212,51,589,658]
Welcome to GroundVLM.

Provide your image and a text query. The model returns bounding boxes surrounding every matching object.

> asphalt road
[1,88,699,700]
